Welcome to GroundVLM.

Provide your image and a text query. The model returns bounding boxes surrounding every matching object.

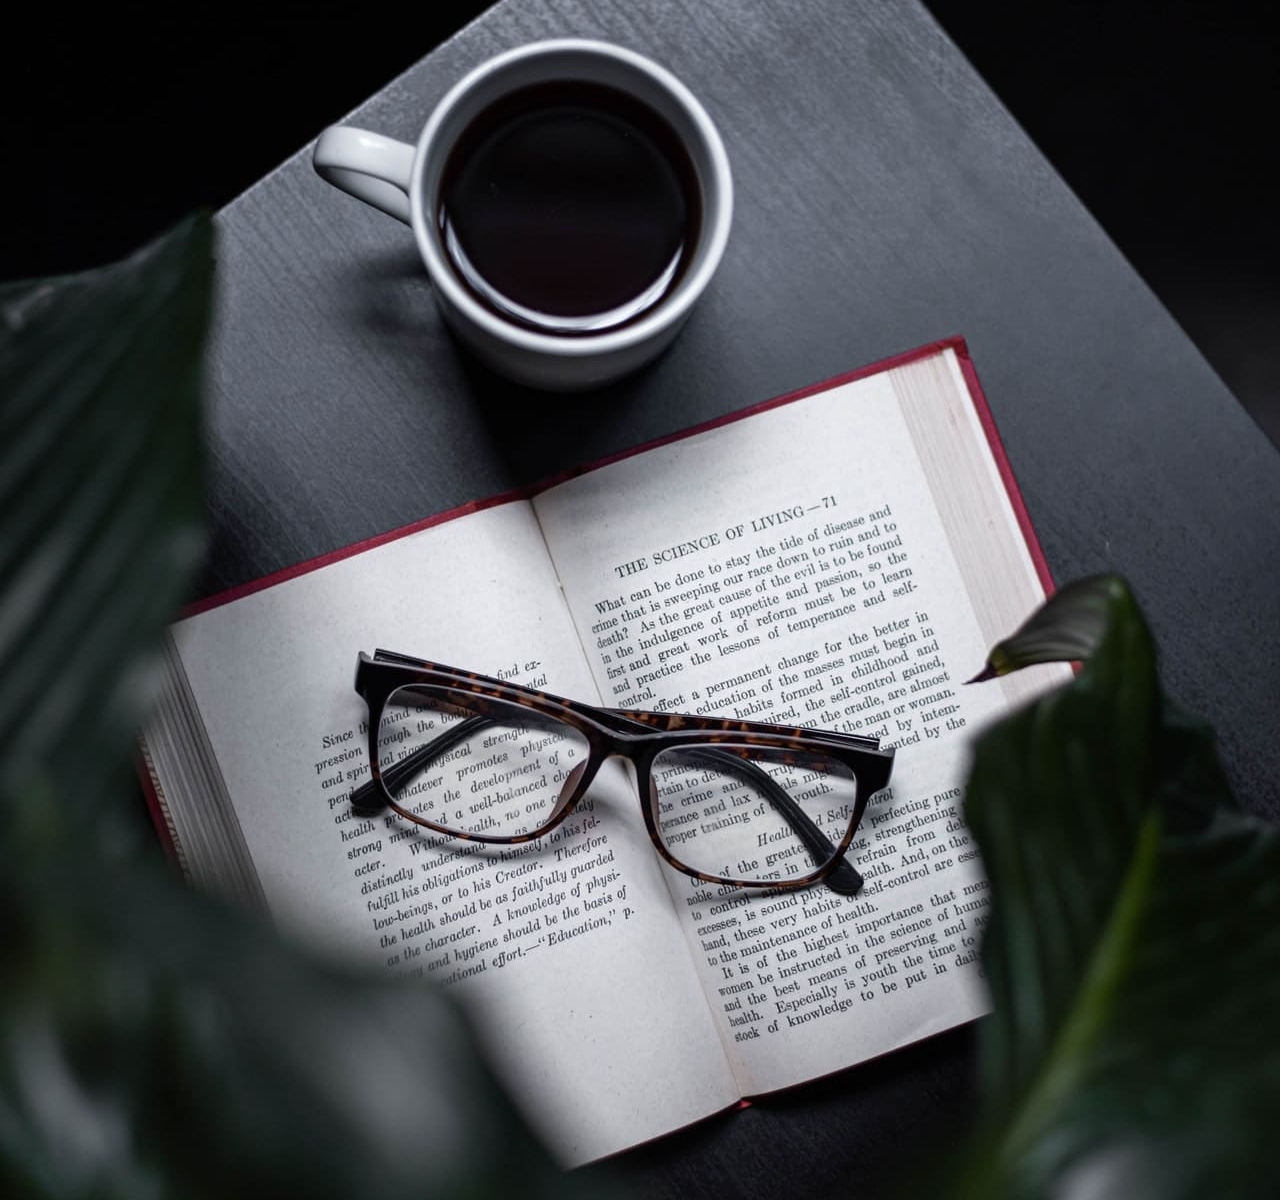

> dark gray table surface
[207,0,1280,1192]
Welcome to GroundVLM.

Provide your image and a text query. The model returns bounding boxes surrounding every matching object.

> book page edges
[135,741,186,872]
[949,341,1056,596]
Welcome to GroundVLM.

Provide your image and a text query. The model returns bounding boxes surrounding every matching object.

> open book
[142,339,1068,1165]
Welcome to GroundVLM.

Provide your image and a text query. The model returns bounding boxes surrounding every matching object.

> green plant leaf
[967,574,1120,681]
[0,216,211,808]
[0,224,597,1198]
[948,576,1280,1198]
[1,784,585,1200]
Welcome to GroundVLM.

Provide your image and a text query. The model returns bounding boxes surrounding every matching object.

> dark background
[4,3,1277,449]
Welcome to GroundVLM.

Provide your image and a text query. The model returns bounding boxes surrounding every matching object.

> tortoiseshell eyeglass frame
[352,649,895,896]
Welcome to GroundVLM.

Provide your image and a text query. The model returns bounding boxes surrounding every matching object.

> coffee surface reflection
[438,81,700,334]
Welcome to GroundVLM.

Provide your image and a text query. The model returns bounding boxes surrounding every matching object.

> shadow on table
[335,243,717,492]
[452,343,675,485]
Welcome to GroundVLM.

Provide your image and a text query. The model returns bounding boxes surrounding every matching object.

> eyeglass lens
[650,745,858,883]
[377,686,591,838]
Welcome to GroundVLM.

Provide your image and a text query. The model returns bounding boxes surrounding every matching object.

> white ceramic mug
[313,39,733,391]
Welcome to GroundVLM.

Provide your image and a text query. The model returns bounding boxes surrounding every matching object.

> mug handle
[313,127,416,225]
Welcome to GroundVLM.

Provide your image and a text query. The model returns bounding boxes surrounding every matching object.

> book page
[533,347,1069,1094]
[159,500,735,1163]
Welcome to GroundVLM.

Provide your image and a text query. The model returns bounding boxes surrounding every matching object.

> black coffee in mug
[437,81,701,334]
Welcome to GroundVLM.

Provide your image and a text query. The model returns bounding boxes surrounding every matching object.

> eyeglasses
[351,649,894,895]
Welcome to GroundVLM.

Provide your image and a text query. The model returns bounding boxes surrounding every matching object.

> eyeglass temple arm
[349,714,489,813]
[350,715,861,895]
